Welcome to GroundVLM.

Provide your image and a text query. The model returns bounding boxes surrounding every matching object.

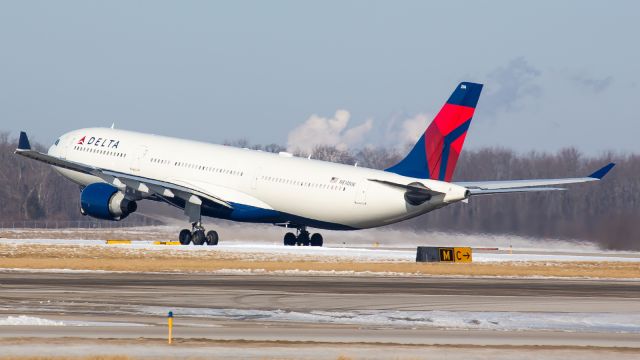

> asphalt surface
[2,271,639,297]
[1,271,639,358]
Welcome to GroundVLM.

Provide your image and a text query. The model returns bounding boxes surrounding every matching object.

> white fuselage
[48,128,468,230]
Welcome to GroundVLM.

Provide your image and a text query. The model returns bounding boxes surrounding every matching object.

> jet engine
[80,183,137,221]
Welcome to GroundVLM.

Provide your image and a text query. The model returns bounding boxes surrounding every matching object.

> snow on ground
[10,305,636,334]
[473,252,640,263]
[0,316,64,326]
[0,315,146,327]
[0,225,617,251]
[211,243,640,262]
[1,238,639,263]
[136,306,640,333]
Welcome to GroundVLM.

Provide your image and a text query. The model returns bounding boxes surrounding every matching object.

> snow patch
[0,315,64,326]
[0,315,147,327]
[135,307,640,333]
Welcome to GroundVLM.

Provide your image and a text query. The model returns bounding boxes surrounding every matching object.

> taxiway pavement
[1,271,639,358]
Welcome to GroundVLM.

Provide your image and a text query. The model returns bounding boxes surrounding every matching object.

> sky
[1,0,638,155]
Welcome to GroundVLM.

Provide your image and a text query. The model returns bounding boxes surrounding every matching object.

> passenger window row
[74,145,126,158]
[261,175,346,191]
[150,158,170,165]
[166,160,243,177]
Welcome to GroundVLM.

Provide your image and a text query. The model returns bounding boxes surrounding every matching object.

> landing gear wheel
[206,230,219,246]
[179,229,192,245]
[283,232,296,246]
[192,230,206,245]
[310,233,323,247]
[297,231,310,246]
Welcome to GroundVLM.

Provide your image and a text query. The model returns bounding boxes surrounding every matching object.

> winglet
[589,163,615,179]
[18,131,31,150]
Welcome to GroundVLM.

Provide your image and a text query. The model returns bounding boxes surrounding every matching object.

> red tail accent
[425,104,475,181]
[386,82,483,181]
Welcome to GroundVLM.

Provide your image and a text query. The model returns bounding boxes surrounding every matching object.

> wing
[455,163,615,196]
[14,132,233,209]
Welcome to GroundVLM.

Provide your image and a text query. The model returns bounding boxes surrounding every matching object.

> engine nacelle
[80,183,137,221]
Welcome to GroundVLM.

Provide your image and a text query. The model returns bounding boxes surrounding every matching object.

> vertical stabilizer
[386,82,483,181]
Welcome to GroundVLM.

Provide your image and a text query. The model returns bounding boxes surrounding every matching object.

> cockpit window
[54,139,60,146]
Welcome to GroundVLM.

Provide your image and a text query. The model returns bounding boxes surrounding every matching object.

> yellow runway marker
[105,239,131,245]
[154,241,181,246]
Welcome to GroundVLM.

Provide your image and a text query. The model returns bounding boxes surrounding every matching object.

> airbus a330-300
[15,82,614,246]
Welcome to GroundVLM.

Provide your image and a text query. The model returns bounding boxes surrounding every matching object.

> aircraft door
[354,179,368,205]
[130,146,148,172]
[59,135,76,159]
[250,167,262,190]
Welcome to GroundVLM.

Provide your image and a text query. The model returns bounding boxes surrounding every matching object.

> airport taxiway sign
[454,247,472,263]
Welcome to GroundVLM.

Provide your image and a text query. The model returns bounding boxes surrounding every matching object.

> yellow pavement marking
[105,239,131,245]
[154,241,181,246]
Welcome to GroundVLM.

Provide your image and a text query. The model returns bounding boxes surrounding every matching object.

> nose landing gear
[283,227,323,247]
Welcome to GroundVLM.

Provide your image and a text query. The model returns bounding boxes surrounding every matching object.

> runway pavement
[2,271,640,297]
[1,271,639,359]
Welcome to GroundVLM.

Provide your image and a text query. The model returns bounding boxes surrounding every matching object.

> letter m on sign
[439,248,454,262]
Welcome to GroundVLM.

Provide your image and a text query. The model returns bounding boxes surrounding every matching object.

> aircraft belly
[255,181,419,230]
[53,167,102,187]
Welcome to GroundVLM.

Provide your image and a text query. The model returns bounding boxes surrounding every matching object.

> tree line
[288,144,639,251]
[2,133,638,250]
[0,133,158,226]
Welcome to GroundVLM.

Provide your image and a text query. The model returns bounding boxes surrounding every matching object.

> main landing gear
[283,227,323,247]
[178,200,218,246]
[179,221,219,246]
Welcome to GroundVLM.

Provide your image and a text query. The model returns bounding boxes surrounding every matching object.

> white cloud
[343,118,373,146]
[286,110,431,153]
[481,57,542,114]
[399,113,428,144]
[569,73,613,93]
[376,112,431,150]
[286,110,373,153]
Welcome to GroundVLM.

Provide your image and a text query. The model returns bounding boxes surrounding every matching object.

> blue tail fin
[386,82,483,181]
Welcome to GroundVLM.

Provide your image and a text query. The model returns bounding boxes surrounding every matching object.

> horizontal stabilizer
[457,163,615,196]
[468,187,566,195]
